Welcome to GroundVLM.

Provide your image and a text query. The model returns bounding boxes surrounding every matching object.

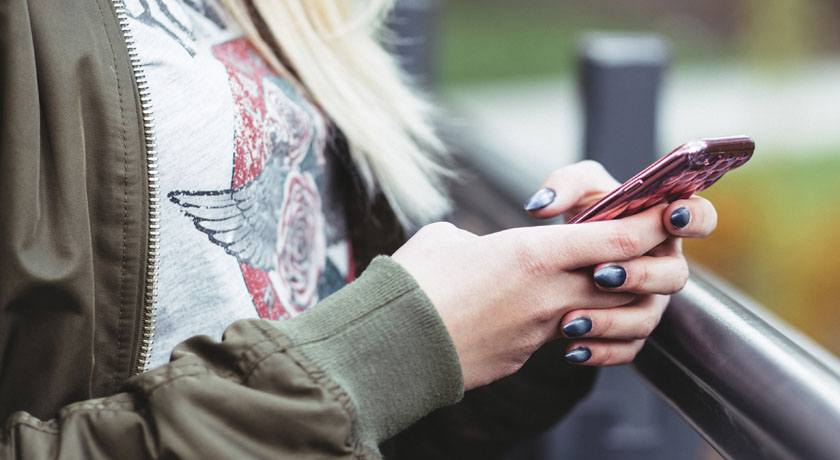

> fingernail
[562,317,592,338]
[524,188,556,211]
[670,207,691,229]
[565,347,592,364]
[594,266,626,288]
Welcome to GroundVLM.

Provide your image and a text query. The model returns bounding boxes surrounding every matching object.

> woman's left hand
[524,161,718,365]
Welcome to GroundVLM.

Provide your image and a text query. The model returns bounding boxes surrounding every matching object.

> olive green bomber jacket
[0,0,597,458]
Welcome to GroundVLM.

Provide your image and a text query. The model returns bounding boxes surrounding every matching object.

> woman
[0,0,715,458]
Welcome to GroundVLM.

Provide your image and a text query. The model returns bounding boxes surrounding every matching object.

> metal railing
[636,270,840,460]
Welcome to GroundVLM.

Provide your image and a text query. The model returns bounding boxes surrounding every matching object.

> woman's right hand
[392,204,672,390]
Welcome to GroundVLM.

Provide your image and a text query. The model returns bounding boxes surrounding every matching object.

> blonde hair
[219,0,451,228]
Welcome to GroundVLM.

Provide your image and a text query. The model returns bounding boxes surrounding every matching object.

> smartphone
[567,135,754,224]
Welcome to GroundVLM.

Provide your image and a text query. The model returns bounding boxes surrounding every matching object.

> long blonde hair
[219,0,451,228]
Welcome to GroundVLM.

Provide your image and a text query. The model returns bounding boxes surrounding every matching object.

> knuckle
[524,328,547,352]
[598,346,615,366]
[524,297,555,325]
[511,330,547,367]
[610,230,641,260]
[418,221,472,242]
[416,222,446,238]
[632,264,651,291]
[512,237,552,278]
[427,221,457,234]
[597,313,615,337]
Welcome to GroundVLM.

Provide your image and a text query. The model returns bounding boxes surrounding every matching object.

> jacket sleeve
[1,257,464,459]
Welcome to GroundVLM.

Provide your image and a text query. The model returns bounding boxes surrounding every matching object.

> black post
[580,33,670,181]
[389,0,441,89]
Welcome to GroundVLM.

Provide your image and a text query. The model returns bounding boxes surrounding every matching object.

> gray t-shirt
[123,0,352,370]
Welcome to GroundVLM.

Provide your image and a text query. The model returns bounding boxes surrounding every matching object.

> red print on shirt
[168,39,335,320]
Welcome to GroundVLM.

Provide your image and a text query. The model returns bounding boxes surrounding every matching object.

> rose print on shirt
[168,38,333,319]
[268,171,325,312]
[168,160,326,316]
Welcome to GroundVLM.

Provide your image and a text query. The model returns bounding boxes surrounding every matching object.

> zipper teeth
[114,0,159,374]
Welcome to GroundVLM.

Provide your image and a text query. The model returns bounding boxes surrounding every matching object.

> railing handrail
[635,270,840,460]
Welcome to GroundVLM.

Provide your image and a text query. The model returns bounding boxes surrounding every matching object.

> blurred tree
[737,0,833,63]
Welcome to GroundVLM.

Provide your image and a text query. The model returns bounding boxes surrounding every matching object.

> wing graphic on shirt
[167,154,287,271]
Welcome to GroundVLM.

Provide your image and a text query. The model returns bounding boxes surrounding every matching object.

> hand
[524,161,718,366]
[393,202,676,390]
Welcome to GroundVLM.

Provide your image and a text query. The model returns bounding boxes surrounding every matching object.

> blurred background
[389,1,840,458]
[431,0,840,356]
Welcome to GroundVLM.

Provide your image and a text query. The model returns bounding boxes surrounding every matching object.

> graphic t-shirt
[122,0,352,370]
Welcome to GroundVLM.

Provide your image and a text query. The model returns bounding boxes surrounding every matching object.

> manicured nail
[565,347,592,364]
[594,265,626,288]
[562,317,592,338]
[524,188,556,211]
[670,207,691,229]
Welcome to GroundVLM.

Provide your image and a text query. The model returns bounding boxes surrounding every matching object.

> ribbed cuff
[272,256,464,450]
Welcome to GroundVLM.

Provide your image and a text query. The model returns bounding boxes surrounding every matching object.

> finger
[563,339,646,366]
[529,204,669,268]
[524,161,620,219]
[551,270,637,310]
[560,295,669,340]
[647,235,682,258]
[592,255,689,294]
[664,196,718,238]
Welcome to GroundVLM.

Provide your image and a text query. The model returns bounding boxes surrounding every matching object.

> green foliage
[438,2,584,85]
[437,1,731,87]
[437,0,840,86]
[737,0,827,64]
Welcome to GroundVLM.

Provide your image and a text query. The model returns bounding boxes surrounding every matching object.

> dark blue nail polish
[562,317,592,338]
[670,207,691,229]
[524,188,556,211]
[594,266,626,288]
[565,347,592,364]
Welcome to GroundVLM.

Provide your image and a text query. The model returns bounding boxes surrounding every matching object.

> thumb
[525,160,621,218]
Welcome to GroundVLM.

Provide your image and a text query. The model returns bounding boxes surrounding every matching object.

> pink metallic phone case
[568,136,754,224]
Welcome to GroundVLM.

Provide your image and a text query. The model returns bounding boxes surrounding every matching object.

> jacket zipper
[113,0,160,375]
